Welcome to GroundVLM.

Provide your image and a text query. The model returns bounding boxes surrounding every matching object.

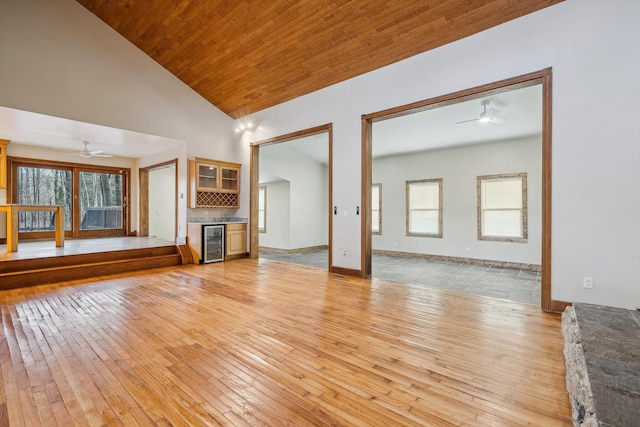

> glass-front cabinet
[188,157,241,208]
[197,163,218,191]
[220,167,239,191]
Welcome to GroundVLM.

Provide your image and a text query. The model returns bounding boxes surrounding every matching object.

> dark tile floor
[259,249,541,305]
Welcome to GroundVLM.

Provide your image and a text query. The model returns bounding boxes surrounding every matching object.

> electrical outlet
[465,247,470,253]
[343,249,348,257]
[583,277,593,289]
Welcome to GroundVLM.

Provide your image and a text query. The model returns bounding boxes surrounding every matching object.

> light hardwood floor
[0,258,572,426]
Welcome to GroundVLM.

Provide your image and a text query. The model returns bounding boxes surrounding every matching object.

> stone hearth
[562,303,640,427]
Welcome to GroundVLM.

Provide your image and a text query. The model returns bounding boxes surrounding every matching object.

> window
[406,178,442,237]
[16,165,73,232]
[478,173,527,242]
[11,159,128,239]
[258,185,266,232]
[372,183,381,235]
[79,171,123,230]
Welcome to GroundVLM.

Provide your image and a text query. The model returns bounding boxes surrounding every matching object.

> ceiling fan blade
[455,118,480,124]
[68,151,112,158]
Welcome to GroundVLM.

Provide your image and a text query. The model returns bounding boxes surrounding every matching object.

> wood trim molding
[249,123,333,268]
[476,172,528,243]
[551,299,571,314]
[330,266,363,278]
[250,124,332,147]
[361,68,554,311]
[139,158,178,239]
[405,178,443,238]
[328,124,333,271]
[361,116,373,278]
[139,169,149,236]
[372,249,541,272]
[363,69,547,122]
[540,68,553,313]
[8,156,132,240]
[260,245,328,254]
[249,145,259,258]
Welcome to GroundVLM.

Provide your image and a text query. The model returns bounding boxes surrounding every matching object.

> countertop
[187,217,248,224]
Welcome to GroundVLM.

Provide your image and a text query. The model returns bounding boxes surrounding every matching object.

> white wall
[0,0,239,242]
[241,0,640,309]
[148,165,176,242]
[259,181,291,249]
[2,0,639,309]
[259,143,328,250]
[373,137,541,265]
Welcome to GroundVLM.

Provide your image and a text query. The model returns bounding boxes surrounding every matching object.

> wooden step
[0,245,179,274]
[0,245,183,290]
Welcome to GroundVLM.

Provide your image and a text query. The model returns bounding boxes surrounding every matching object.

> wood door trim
[139,159,178,240]
[249,146,259,258]
[139,169,149,236]
[249,124,333,271]
[250,124,332,147]
[361,68,555,311]
[7,157,131,239]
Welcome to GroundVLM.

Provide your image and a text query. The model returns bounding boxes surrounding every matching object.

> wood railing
[0,205,64,252]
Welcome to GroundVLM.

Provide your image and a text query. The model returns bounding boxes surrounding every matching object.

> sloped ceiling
[75,0,562,119]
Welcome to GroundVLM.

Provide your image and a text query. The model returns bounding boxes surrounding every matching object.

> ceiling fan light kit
[456,99,505,125]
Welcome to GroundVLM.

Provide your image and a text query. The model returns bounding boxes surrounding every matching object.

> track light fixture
[234,118,255,134]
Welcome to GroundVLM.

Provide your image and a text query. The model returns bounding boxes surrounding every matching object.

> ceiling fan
[70,141,113,158]
[456,100,505,125]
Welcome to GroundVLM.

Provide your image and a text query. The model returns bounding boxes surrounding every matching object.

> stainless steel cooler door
[203,225,224,263]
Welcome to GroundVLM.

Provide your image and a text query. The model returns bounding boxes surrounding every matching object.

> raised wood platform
[0,237,183,290]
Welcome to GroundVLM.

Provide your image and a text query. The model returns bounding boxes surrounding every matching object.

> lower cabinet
[187,222,247,263]
[225,223,247,260]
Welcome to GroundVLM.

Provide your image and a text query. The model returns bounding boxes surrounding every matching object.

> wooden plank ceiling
[76,0,563,119]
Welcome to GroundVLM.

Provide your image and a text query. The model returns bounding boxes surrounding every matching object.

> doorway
[249,124,333,270]
[362,69,555,311]
[139,159,177,242]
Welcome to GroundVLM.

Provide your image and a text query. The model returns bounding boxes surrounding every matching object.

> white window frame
[258,185,266,233]
[372,183,382,235]
[406,178,442,238]
[477,172,527,242]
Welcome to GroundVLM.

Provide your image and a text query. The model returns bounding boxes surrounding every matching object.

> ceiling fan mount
[70,141,113,158]
[456,99,505,125]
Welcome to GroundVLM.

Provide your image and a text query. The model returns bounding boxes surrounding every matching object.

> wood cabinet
[225,223,246,260]
[195,162,218,192]
[188,157,241,208]
[187,222,246,263]
[0,139,9,190]
[186,223,203,264]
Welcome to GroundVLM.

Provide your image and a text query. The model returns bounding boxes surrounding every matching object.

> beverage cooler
[202,225,225,263]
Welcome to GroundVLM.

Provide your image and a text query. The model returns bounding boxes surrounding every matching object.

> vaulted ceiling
[76,0,562,119]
